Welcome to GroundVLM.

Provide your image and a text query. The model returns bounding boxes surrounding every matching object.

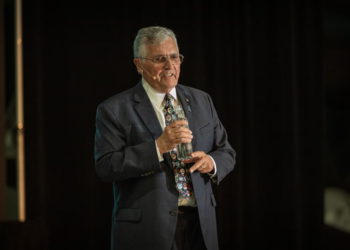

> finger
[199,158,214,173]
[169,120,188,127]
[190,151,205,158]
[174,129,192,137]
[198,165,208,173]
[182,156,199,164]
[182,151,204,164]
[189,158,206,173]
[170,134,192,145]
[174,126,192,133]
[172,128,192,138]
[166,127,191,138]
[169,121,189,130]
[175,133,193,143]
[198,161,214,174]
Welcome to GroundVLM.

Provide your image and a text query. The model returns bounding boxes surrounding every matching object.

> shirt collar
[142,78,177,108]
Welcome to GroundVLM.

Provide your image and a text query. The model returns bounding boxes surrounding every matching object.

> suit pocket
[198,122,212,135]
[114,208,142,222]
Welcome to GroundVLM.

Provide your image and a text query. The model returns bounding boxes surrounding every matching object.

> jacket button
[169,209,178,216]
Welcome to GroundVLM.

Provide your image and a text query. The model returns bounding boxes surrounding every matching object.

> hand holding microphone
[156,119,193,155]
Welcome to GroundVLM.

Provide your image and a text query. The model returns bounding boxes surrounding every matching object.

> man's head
[133,26,183,93]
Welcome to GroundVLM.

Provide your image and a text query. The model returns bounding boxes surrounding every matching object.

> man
[94,26,235,250]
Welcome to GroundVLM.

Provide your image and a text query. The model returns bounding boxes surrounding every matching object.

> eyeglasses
[139,53,184,65]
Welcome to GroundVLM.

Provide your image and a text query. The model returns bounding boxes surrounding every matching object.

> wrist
[156,139,166,154]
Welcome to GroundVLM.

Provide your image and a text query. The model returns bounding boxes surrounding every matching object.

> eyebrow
[152,53,179,57]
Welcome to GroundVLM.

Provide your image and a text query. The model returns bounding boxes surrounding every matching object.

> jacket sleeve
[94,103,165,182]
[206,94,236,184]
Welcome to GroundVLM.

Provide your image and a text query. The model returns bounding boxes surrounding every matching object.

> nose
[163,56,174,69]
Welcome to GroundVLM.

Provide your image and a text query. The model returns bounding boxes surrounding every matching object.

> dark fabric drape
[0,0,326,250]
[213,1,324,250]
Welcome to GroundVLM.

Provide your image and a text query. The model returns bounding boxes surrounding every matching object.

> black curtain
[0,0,326,250]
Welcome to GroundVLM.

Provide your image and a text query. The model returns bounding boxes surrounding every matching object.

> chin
[162,80,177,89]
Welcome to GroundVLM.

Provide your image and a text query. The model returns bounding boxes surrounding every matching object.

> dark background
[1,0,350,249]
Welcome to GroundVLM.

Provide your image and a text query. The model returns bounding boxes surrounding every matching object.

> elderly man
[95,26,235,250]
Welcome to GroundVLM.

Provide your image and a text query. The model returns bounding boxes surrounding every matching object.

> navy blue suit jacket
[94,82,235,250]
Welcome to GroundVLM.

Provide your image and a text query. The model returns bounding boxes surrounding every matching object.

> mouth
[162,72,176,78]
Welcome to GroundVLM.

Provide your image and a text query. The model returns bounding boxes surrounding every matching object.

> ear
[133,58,143,75]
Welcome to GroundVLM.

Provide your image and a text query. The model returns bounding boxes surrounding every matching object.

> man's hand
[183,151,214,174]
[156,120,193,154]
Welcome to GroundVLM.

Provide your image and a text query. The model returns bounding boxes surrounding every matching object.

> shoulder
[97,83,140,110]
[177,84,213,105]
[177,83,211,98]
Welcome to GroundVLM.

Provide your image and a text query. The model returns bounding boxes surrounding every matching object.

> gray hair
[133,26,179,58]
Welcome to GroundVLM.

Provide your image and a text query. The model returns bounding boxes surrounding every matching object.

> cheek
[176,66,181,75]
[144,64,158,74]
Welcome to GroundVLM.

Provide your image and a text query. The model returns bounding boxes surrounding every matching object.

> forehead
[144,37,179,56]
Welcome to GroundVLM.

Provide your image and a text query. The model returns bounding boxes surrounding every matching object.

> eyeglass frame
[138,53,184,65]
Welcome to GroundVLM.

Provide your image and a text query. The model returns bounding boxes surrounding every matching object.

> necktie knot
[164,93,173,107]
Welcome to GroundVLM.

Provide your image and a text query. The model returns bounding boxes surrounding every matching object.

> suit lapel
[133,83,163,139]
[176,85,198,150]
[132,83,197,148]
[177,86,192,120]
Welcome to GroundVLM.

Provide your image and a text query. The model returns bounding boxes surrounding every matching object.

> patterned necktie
[163,94,195,202]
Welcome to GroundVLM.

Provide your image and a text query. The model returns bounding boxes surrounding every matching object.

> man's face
[134,37,181,93]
